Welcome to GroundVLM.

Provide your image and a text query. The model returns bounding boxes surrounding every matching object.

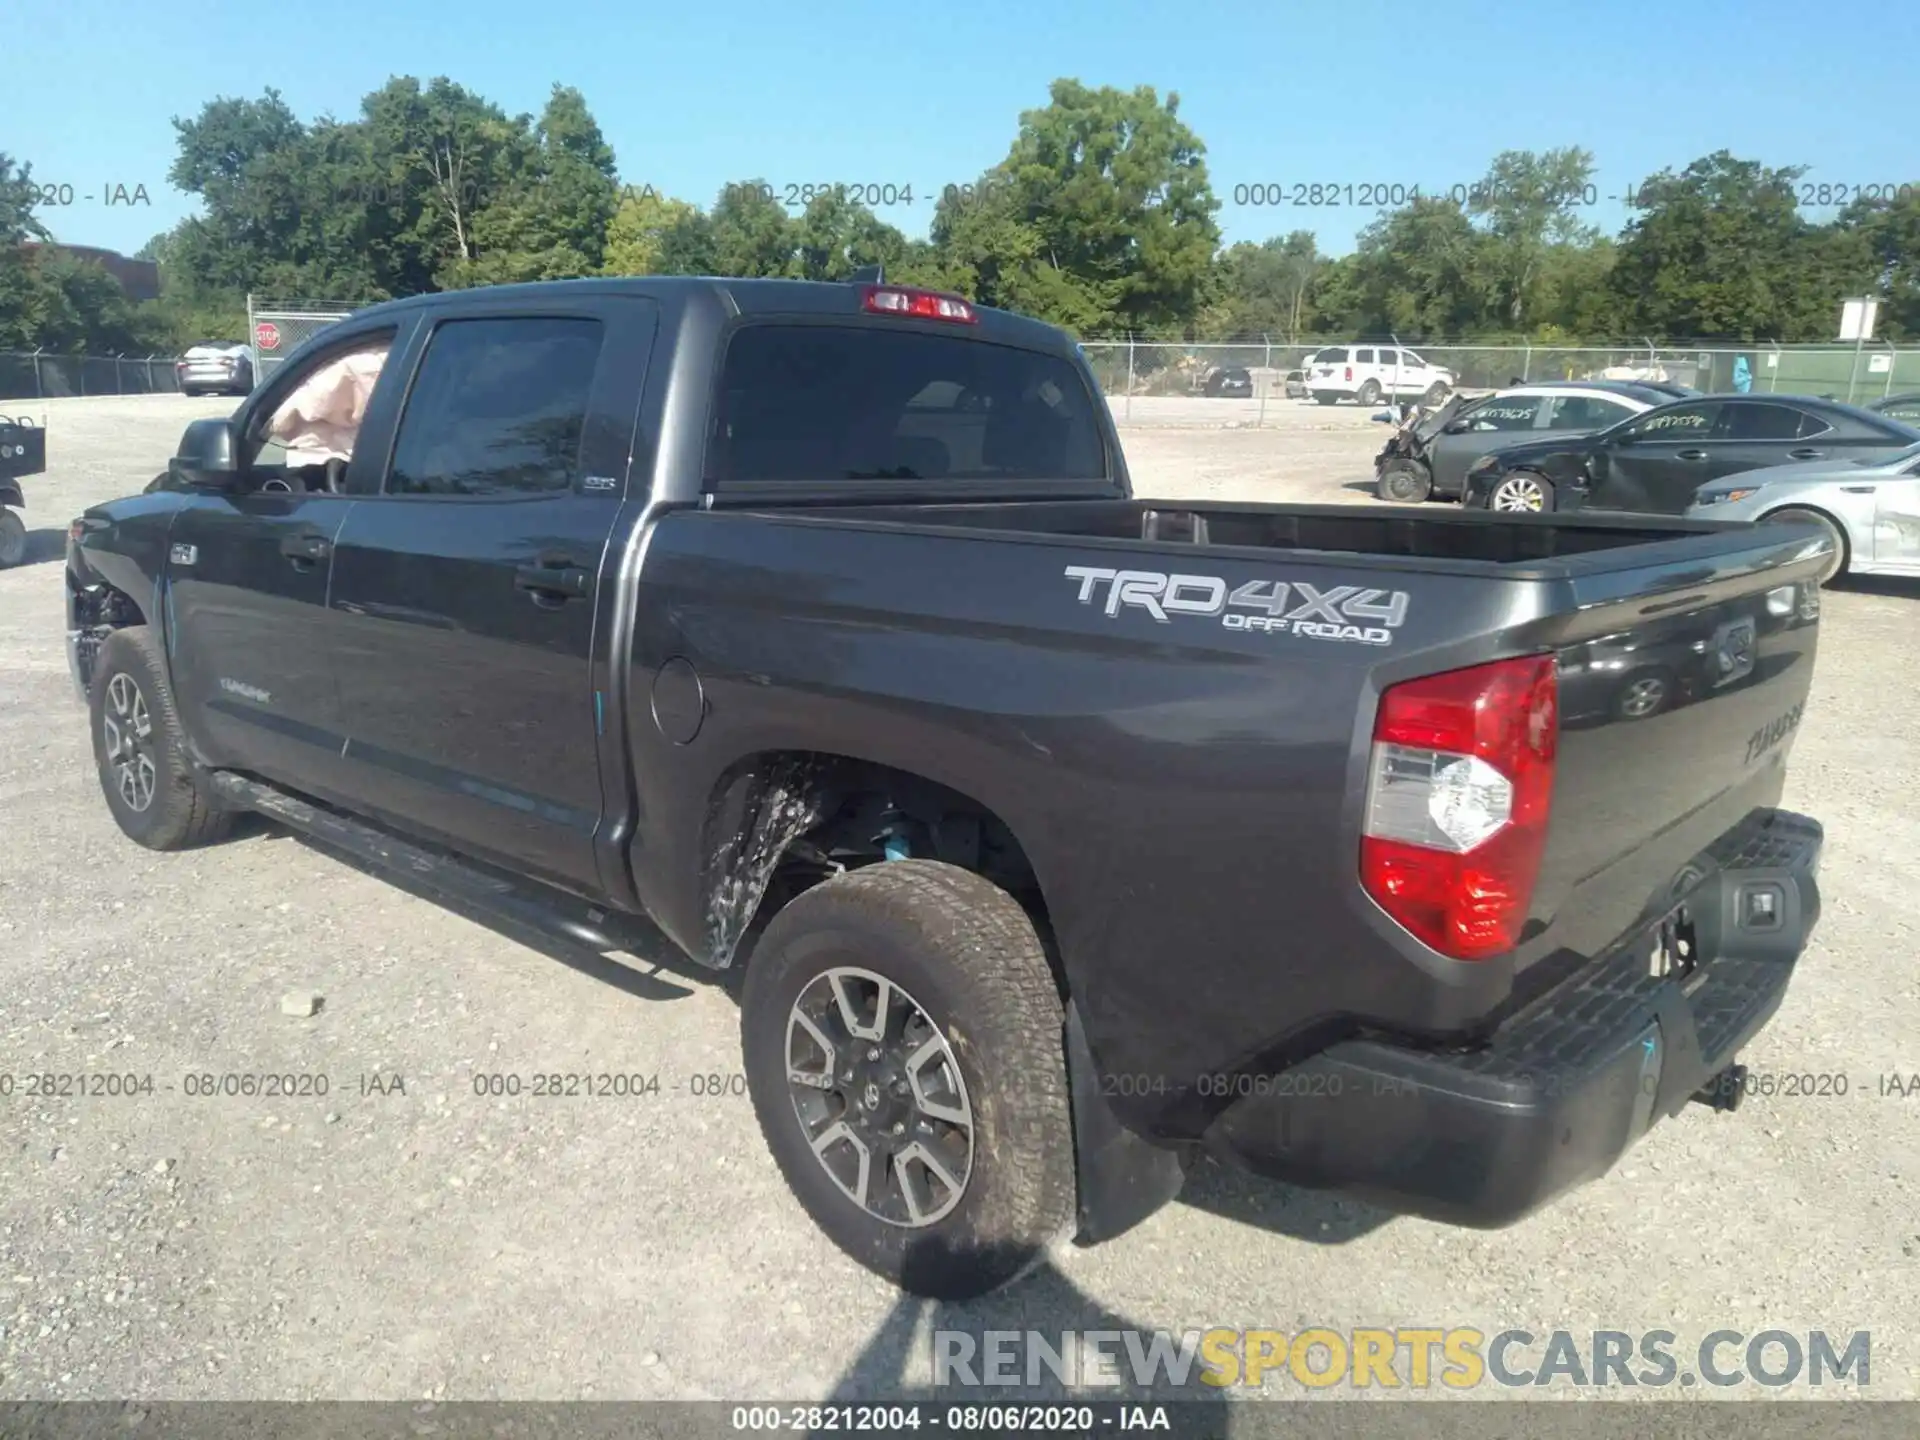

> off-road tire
[0,510,24,568]
[740,860,1076,1300]
[89,626,234,850]
[1378,459,1433,504]
[1762,507,1849,585]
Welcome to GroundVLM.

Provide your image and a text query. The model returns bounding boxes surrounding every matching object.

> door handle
[1841,485,1877,494]
[513,562,592,602]
[279,533,331,565]
[1788,448,1825,460]
[1677,449,1710,461]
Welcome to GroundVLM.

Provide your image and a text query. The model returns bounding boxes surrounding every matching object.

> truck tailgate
[1509,532,1823,998]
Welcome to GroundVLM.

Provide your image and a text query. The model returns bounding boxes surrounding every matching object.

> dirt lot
[1,394,1916,1402]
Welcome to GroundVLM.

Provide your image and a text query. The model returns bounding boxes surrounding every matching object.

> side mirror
[1443,420,1471,435]
[168,418,241,489]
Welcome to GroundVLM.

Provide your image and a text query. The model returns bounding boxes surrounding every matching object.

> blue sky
[14,0,1919,261]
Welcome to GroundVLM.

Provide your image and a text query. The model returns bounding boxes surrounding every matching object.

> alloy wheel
[1618,675,1669,718]
[102,672,157,812]
[785,966,975,1228]
[1490,476,1547,512]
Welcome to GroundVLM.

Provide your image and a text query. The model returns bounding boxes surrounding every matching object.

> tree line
[4,74,1919,356]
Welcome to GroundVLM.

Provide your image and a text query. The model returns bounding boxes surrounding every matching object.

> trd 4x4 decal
[1064,566,1410,646]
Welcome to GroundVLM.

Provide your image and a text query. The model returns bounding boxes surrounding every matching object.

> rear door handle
[513,562,592,602]
[1789,448,1825,460]
[1677,449,1710,461]
[279,533,331,565]
[1841,485,1877,494]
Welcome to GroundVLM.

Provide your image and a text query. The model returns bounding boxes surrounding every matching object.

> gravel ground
[1,394,1916,1403]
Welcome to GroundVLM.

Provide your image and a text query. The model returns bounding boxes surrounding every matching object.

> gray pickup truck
[67,276,1829,1298]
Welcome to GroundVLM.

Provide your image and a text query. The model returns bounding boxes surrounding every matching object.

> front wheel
[1486,472,1555,513]
[740,861,1076,1300]
[1378,459,1433,504]
[1761,507,1849,585]
[88,627,234,850]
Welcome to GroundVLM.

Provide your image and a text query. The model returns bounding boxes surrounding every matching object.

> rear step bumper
[1203,808,1824,1226]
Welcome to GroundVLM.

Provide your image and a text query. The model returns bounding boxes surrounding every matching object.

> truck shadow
[253,823,1397,1249]
[815,1252,1238,1414]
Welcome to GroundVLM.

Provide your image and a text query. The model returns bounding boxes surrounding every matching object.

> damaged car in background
[1,412,47,568]
[1373,382,1687,504]
[67,274,1830,1304]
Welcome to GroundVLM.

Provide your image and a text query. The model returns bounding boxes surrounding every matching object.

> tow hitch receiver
[1693,1062,1748,1113]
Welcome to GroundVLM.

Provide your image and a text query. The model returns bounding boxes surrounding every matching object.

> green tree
[1207,231,1324,340]
[1467,148,1601,331]
[455,84,620,286]
[1836,188,1920,339]
[706,181,797,277]
[990,80,1221,332]
[1324,195,1491,338]
[603,187,703,274]
[790,189,909,281]
[1608,151,1869,340]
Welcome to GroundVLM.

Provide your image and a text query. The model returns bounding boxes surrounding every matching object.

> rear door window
[1546,395,1637,431]
[709,324,1108,485]
[1719,401,1815,441]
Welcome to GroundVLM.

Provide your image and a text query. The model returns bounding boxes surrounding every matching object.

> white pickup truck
[1305,345,1454,407]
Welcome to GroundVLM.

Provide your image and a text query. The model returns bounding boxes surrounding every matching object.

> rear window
[1314,348,1348,365]
[709,324,1107,485]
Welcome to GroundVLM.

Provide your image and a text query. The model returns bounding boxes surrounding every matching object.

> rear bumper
[1203,808,1824,1226]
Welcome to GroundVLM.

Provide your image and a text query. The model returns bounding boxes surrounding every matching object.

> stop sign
[255,321,281,351]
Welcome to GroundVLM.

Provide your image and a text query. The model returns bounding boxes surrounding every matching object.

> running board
[206,771,664,957]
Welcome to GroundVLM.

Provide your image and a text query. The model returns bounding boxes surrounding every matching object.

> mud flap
[1064,1002,1187,1245]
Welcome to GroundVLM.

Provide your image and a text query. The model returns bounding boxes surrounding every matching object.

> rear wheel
[1487,472,1555,513]
[1356,380,1383,406]
[740,860,1076,1300]
[1761,507,1849,585]
[89,627,234,850]
[0,510,25,568]
[1378,459,1433,504]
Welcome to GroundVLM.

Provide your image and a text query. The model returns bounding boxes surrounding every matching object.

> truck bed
[642,497,1829,1139]
[758,497,1810,571]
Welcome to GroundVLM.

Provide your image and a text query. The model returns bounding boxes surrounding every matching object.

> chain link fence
[247,297,362,384]
[0,352,182,401]
[1081,339,1920,423]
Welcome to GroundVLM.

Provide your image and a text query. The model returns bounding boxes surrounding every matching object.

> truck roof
[345,276,1078,356]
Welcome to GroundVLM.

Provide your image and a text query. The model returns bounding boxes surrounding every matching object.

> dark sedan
[1869,392,1920,425]
[1462,393,1920,514]
[1204,365,1253,398]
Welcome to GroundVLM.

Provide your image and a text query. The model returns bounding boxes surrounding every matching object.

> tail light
[1344,366,1354,382]
[1360,656,1558,960]
[861,285,977,324]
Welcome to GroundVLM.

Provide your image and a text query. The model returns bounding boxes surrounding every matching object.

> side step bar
[207,772,664,957]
